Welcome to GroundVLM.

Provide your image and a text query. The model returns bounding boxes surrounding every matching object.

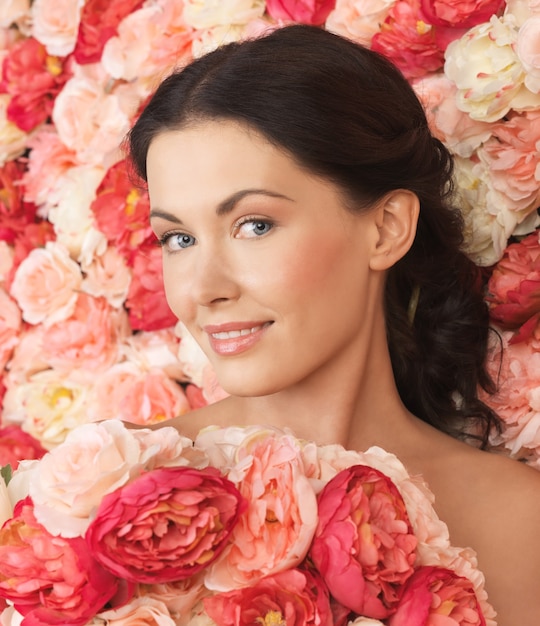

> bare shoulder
[429,444,540,625]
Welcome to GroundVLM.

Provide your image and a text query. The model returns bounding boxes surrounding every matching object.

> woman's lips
[203,321,273,355]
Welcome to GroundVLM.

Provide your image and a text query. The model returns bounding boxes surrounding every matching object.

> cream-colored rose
[505,0,540,26]
[0,475,13,528]
[191,24,246,57]
[137,575,208,620]
[31,0,82,56]
[445,14,540,122]
[175,321,212,385]
[517,16,540,93]
[9,241,82,326]
[0,287,21,370]
[52,64,132,166]
[80,241,132,308]
[347,619,385,626]
[0,95,28,166]
[6,459,38,504]
[326,0,396,45]
[2,369,92,450]
[47,165,105,257]
[94,597,176,626]
[183,0,265,29]
[0,0,30,28]
[121,329,185,380]
[29,420,146,537]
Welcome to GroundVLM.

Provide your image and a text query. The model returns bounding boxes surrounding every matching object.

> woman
[128,24,540,624]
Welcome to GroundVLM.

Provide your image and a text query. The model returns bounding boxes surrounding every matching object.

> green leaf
[0,465,12,485]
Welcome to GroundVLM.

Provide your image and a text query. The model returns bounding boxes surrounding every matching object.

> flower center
[257,610,286,626]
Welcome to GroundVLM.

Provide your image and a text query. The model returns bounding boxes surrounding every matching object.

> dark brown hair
[128,24,500,446]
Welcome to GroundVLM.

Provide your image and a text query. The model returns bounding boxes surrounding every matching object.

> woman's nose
[189,245,240,307]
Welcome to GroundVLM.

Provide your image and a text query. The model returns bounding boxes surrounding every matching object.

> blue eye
[160,232,196,251]
[237,219,273,238]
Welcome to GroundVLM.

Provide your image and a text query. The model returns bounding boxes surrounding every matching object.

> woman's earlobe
[369,190,420,271]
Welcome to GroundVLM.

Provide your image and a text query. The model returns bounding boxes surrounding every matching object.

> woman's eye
[160,232,196,251]
[236,219,273,238]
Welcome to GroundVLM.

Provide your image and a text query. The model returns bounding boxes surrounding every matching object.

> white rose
[31,0,82,56]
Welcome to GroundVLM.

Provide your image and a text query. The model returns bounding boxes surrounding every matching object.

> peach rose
[80,241,132,309]
[28,420,157,538]
[326,0,396,45]
[93,597,177,626]
[517,16,540,93]
[31,0,82,56]
[52,63,133,166]
[0,0,30,28]
[2,325,49,384]
[9,241,82,325]
[0,95,28,166]
[0,287,21,370]
[136,575,209,620]
[2,368,93,449]
[42,293,129,376]
[121,328,185,381]
[0,241,14,284]
[87,362,190,425]
[205,433,318,591]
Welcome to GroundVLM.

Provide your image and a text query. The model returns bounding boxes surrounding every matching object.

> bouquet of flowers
[0,421,495,626]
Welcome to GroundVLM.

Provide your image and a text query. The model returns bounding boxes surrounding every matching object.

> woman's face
[147,120,385,397]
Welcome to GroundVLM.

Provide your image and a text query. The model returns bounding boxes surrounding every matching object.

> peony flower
[325,0,397,45]
[0,36,72,132]
[0,497,120,626]
[92,596,176,626]
[517,15,540,93]
[486,230,540,333]
[266,0,337,25]
[204,568,333,626]
[0,425,46,471]
[371,0,445,79]
[444,14,540,122]
[41,292,129,376]
[388,566,486,625]
[126,243,178,331]
[204,433,318,590]
[420,0,505,28]
[27,420,192,538]
[31,0,83,56]
[310,464,417,619]
[86,466,246,583]
[0,287,21,371]
[9,240,82,325]
[87,361,190,425]
[2,368,93,449]
[73,0,145,64]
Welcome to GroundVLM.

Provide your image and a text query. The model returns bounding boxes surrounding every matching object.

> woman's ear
[369,190,419,271]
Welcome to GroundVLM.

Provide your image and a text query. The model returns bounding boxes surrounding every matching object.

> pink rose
[388,566,486,625]
[88,363,190,425]
[42,293,129,375]
[87,467,246,584]
[517,16,540,93]
[204,568,333,626]
[0,287,21,371]
[371,0,445,79]
[0,160,37,245]
[420,0,505,28]
[80,243,132,309]
[325,0,396,47]
[9,240,82,325]
[94,597,176,626]
[0,36,72,132]
[135,574,208,618]
[0,425,46,470]
[204,434,318,590]
[31,0,83,56]
[310,465,417,619]
[487,231,540,334]
[73,0,145,64]
[0,498,120,626]
[266,0,336,25]
[126,243,178,331]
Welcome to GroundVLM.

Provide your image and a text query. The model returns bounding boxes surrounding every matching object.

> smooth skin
[147,120,540,625]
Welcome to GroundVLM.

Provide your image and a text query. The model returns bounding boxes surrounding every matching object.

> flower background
[0,0,540,471]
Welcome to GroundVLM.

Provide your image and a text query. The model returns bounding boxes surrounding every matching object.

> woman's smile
[203,321,274,356]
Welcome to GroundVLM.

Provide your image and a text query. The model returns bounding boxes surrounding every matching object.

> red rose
[309,464,417,619]
[204,568,333,626]
[388,566,486,625]
[487,231,540,340]
[0,498,119,626]
[86,466,246,584]
[0,37,72,132]
[420,0,505,29]
[125,243,178,331]
[0,425,46,470]
[265,0,336,25]
[0,160,38,245]
[74,0,145,64]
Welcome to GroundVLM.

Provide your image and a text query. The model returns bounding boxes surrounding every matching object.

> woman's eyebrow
[150,188,294,223]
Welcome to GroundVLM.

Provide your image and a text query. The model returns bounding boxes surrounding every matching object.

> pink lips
[203,321,273,356]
